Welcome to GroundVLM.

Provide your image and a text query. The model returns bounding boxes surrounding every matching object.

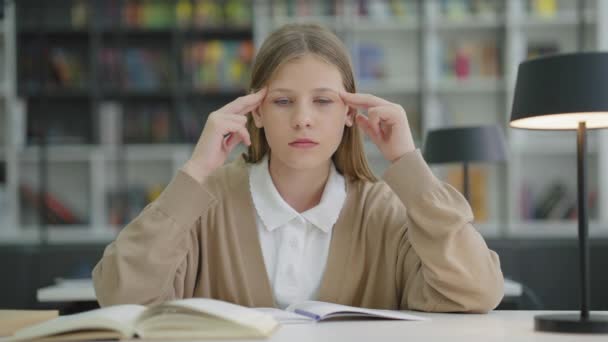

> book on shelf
[5,298,278,341]
[529,0,558,18]
[272,0,342,17]
[440,40,499,81]
[356,0,415,19]
[447,165,488,222]
[177,107,206,143]
[107,184,165,226]
[440,0,496,20]
[355,43,385,82]
[521,182,598,220]
[183,40,254,91]
[123,104,171,143]
[98,47,172,91]
[527,41,559,60]
[19,184,83,225]
[5,299,428,341]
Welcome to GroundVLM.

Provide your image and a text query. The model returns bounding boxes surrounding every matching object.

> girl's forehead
[268,54,344,85]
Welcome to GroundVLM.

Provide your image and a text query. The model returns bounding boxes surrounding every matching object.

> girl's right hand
[182,87,267,184]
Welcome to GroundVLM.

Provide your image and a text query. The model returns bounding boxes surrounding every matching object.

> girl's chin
[272,153,332,170]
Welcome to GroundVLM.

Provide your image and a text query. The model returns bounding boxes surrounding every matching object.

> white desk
[37,278,524,303]
[164,311,602,342]
[36,279,96,302]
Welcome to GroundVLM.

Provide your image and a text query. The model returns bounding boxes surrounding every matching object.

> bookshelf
[1,0,253,242]
[2,0,608,244]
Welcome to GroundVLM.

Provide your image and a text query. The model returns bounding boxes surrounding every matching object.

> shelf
[19,144,194,163]
[0,226,118,244]
[508,220,608,238]
[358,79,419,95]
[436,14,503,30]
[100,28,173,39]
[103,144,192,162]
[352,18,418,32]
[102,88,175,100]
[179,27,253,39]
[475,221,504,238]
[18,28,89,38]
[20,145,95,162]
[184,88,247,98]
[434,78,504,93]
[523,11,596,28]
[19,88,91,99]
[272,16,344,30]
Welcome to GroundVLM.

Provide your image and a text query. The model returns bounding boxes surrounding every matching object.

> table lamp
[510,52,608,333]
[423,125,507,202]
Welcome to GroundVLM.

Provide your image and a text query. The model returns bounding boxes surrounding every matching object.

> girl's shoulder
[346,178,406,217]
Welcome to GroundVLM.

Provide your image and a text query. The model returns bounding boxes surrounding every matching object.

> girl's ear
[252,107,264,128]
[345,107,356,127]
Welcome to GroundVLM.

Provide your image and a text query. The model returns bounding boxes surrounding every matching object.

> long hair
[243,23,377,182]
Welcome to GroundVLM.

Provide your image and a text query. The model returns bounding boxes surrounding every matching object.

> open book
[255,301,429,324]
[4,298,278,341]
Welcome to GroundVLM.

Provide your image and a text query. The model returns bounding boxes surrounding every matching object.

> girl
[93,24,503,313]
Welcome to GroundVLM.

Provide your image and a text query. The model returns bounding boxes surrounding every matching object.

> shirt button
[290,238,298,249]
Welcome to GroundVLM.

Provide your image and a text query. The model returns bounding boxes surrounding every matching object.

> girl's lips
[289,141,318,148]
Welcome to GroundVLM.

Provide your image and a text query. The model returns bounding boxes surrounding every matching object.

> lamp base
[535,313,608,333]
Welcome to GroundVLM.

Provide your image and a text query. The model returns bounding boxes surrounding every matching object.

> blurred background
[1,0,608,312]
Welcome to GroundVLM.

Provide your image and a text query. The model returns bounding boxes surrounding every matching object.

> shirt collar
[249,154,346,233]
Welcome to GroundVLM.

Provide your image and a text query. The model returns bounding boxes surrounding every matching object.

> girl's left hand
[340,92,416,163]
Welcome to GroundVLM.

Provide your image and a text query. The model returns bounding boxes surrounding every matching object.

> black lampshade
[510,52,608,130]
[423,125,507,164]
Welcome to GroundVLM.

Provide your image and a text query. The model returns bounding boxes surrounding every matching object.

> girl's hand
[182,88,267,184]
[340,92,415,163]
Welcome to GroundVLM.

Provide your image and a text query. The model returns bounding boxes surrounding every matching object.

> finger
[218,87,267,115]
[339,91,391,109]
[222,122,251,146]
[224,114,248,125]
[355,114,379,143]
[225,133,244,151]
[366,108,382,137]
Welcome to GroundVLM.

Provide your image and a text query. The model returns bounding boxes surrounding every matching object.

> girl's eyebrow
[268,87,339,94]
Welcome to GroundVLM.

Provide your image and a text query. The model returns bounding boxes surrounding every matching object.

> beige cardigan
[93,150,504,313]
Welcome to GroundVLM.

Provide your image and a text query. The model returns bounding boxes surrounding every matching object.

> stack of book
[182,40,254,91]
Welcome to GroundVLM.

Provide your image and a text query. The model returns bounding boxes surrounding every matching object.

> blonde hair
[243,23,377,183]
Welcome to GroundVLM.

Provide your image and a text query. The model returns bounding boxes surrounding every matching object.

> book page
[286,301,429,321]
[137,298,278,336]
[8,305,145,342]
[253,308,314,324]
[0,310,58,337]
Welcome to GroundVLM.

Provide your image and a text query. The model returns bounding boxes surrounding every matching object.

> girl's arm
[385,150,504,313]
[93,90,266,306]
[92,170,215,306]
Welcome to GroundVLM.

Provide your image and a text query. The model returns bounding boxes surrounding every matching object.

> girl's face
[253,54,354,171]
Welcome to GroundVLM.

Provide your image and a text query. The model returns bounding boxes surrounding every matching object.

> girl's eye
[315,98,333,105]
[273,98,291,106]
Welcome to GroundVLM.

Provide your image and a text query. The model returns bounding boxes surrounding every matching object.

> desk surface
[123,311,604,342]
[36,279,524,303]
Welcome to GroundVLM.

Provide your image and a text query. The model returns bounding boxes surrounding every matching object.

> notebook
[3,298,278,341]
[255,301,429,324]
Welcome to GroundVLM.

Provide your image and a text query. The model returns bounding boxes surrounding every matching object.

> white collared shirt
[249,155,346,309]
